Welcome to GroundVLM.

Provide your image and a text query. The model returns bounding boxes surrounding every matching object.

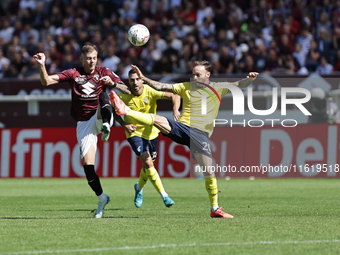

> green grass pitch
[0,178,339,255]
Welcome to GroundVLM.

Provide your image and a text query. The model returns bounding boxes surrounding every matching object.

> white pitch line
[1,239,340,255]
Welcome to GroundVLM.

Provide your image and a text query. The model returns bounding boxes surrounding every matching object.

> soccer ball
[128,24,150,46]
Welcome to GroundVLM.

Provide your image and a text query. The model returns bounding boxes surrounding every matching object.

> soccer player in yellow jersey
[110,61,258,218]
[114,69,181,208]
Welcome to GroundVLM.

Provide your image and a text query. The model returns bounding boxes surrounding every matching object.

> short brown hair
[193,60,211,72]
[81,44,98,55]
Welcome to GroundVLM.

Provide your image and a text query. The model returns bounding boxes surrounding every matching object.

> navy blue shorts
[162,117,212,158]
[127,136,159,160]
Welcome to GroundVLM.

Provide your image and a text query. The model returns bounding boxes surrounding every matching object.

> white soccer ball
[128,24,150,46]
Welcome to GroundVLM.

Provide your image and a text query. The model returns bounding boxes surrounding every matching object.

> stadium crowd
[0,0,340,79]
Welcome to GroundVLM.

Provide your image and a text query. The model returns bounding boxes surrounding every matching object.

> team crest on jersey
[143,97,149,104]
[94,74,100,81]
[75,76,87,84]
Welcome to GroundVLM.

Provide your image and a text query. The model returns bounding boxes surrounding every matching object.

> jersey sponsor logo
[82,82,96,95]
[75,76,87,84]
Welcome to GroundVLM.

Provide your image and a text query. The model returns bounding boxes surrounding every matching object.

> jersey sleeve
[149,86,165,100]
[171,82,186,97]
[221,87,231,97]
[57,69,74,82]
[104,68,122,83]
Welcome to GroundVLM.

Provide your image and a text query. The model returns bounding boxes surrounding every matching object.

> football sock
[145,166,165,193]
[138,168,148,190]
[99,92,112,124]
[98,193,107,202]
[211,206,219,212]
[160,191,168,199]
[127,110,154,125]
[205,177,218,208]
[84,165,103,196]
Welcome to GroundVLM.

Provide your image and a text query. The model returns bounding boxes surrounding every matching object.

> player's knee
[140,152,153,168]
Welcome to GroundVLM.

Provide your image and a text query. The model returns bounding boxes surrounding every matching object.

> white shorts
[76,110,113,158]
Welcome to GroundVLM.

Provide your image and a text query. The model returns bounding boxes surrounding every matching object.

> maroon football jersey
[57,66,121,121]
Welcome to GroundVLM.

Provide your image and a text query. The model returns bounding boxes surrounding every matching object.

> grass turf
[0,178,339,255]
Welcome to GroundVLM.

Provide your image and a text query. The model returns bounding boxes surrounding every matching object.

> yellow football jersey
[118,85,165,140]
[172,82,230,137]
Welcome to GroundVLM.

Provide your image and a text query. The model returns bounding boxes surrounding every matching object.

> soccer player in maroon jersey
[33,44,130,218]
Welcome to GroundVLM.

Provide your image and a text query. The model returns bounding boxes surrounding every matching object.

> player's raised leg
[110,91,172,135]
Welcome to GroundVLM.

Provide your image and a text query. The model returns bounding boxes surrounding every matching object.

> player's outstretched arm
[131,65,173,92]
[230,72,259,88]
[163,92,181,121]
[100,76,131,94]
[33,53,60,86]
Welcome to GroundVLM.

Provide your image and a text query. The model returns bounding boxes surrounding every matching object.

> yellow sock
[205,177,218,207]
[145,166,164,193]
[128,110,154,125]
[138,168,148,189]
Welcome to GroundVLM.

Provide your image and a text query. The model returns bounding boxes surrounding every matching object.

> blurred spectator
[196,0,214,27]
[137,0,153,24]
[0,18,14,45]
[19,0,37,10]
[19,23,39,46]
[317,12,331,36]
[305,39,321,72]
[172,18,191,39]
[297,28,313,55]
[154,32,168,52]
[118,1,137,21]
[198,17,215,39]
[102,46,121,72]
[0,48,10,78]
[152,54,172,74]
[265,48,279,73]
[278,34,294,60]
[32,2,46,30]
[178,1,197,26]
[316,28,332,57]
[292,43,306,68]
[332,50,340,72]
[213,1,229,32]
[315,56,333,74]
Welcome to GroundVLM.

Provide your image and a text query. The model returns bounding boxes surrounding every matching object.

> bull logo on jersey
[94,75,100,82]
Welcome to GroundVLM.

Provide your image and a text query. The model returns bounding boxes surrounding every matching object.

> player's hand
[131,65,145,80]
[33,53,46,65]
[100,76,115,86]
[247,72,259,79]
[173,110,180,121]
[125,124,136,133]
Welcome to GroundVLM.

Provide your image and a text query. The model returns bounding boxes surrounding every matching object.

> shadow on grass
[17,208,124,212]
[0,216,139,219]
